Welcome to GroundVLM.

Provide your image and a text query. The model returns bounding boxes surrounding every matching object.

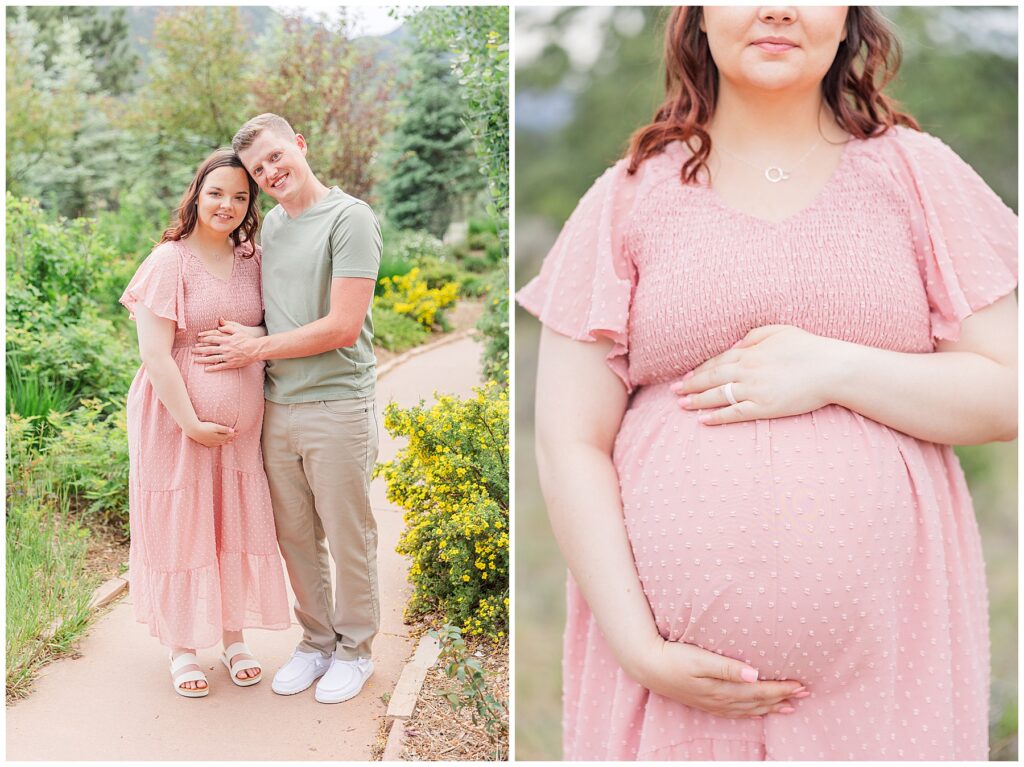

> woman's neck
[709,81,844,152]
[185,224,233,255]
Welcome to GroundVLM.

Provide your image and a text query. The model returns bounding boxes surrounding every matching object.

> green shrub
[377,229,455,297]
[467,231,494,252]
[458,253,493,274]
[93,181,166,264]
[477,268,509,387]
[7,320,135,410]
[389,229,452,264]
[412,254,465,289]
[44,400,130,529]
[6,194,137,409]
[467,217,498,236]
[484,240,503,264]
[376,383,509,639]
[376,254,417,295]
[430,624,508,745]
[373,306,430,352]
[6,194,121,322]
[458,273,491,298]
[375,267,459,330]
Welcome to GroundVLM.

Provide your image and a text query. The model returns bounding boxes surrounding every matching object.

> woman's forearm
[534,329,664,680]
[826,341,1016,445]
[142,355,201,434]
[537,438,663,678]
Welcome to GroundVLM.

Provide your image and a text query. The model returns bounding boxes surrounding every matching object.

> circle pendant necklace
[716,137,823,183]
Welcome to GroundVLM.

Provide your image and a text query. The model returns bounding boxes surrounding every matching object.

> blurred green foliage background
[515,6,1017,761]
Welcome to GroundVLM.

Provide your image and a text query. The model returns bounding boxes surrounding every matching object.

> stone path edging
[381,634,442,761]
[88,573,129,610]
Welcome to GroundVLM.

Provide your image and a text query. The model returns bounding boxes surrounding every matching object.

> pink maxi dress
[518,127,1017,761]
[120,240,291,650]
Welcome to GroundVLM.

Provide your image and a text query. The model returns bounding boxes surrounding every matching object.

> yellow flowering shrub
[375,267,459,329]
[375,382,509,638]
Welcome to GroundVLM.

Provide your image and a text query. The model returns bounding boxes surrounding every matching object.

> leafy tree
[252,12,399,201]
[121,7,253,207]
[380,44,480,236]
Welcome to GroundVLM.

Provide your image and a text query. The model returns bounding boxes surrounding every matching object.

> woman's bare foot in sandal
[222,630,260,682]
[170,648,208,694]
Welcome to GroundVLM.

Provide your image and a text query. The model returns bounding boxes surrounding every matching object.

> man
[195,113,381,704]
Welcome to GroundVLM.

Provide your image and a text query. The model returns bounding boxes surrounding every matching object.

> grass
[6,413,104,700]
[6,477,97,701]
[6,353,77,421]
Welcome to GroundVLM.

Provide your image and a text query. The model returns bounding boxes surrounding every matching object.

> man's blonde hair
[232,113,296,153]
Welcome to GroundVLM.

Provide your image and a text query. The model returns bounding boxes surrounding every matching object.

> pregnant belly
[615,385,917,690]
[185,359,265,434]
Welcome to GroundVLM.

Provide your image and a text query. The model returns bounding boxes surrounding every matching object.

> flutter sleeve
[516,158,638,390]
[889,127,1018,343]
[119,243,186,329]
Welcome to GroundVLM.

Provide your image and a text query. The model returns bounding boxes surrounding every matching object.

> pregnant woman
[519,6,1017,760]
[120,148,291,697]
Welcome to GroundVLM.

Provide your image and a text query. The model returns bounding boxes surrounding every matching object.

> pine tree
[380,44,481,237]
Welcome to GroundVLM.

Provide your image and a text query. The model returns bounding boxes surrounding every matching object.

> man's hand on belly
[195,319,265,371]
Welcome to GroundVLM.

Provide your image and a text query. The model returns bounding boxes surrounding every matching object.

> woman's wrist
[181,415,201,437]
[617,631,665,687]
[817,335,858,406]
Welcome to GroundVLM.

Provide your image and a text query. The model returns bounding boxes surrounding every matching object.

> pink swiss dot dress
[518,127,1017,761]
[120,240,291,650]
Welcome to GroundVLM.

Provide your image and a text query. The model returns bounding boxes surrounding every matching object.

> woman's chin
[203,219,240,235]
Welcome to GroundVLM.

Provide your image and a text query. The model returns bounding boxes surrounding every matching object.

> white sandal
[170,652,209,698]
[221,641,262,687]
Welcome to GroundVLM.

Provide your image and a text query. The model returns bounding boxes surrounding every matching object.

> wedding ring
[723,381,738,406]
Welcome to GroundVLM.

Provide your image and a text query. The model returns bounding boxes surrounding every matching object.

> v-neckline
[670,136,861,228]
[179,239,236,284]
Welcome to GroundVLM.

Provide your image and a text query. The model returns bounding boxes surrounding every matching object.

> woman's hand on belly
[632,635,808,719]
[186,420,236,447]
[671,324,835,425]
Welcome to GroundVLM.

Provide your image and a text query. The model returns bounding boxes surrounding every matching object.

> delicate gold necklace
[715,137,823,183]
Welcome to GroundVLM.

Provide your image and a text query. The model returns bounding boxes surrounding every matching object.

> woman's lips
[753,41,797,53]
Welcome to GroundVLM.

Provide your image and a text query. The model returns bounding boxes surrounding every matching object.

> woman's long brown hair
[161,148,260,257]
[627,7,920,182]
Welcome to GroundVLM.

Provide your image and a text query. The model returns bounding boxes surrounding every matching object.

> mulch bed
[82,521,130,584]
[385,635,508,762]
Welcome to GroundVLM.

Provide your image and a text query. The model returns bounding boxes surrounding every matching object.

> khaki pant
[262,397,379,659]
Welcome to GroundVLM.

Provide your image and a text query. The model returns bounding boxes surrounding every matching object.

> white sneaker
[314,656,374,704]
[272,650,332,695]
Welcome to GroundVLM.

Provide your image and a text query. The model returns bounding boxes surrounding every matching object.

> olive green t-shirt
[261,187,382,403]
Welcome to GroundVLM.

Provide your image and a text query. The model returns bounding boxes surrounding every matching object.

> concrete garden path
[6,334,483,761]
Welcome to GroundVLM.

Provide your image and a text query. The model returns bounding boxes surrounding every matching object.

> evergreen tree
[380,45,480,237]
[5,6,140,95]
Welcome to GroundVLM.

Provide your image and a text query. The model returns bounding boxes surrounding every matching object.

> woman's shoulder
[144,240,185,269]
[857,124,965,167]
[577,148,681,214]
